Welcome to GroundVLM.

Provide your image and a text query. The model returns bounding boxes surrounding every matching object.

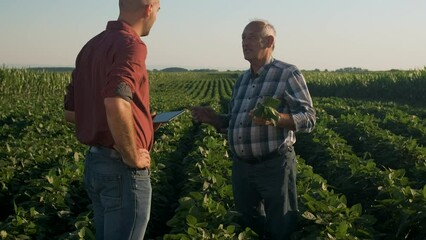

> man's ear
[263,35,274,48]
[143,3,153,17]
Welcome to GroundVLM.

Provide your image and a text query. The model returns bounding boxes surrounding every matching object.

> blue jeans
[84,147,152,240]
[232,147,298,240]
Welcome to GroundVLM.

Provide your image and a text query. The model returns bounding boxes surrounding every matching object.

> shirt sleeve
[284,69,316,133]
[102,41,147,99]
[115,82,133,102]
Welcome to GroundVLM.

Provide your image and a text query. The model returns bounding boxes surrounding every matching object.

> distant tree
[191,69,218,72]
[161,67,188,72]
[335,67,368,73]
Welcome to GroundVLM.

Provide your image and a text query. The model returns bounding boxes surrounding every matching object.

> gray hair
[249,19,276,38]
[248,19,276,50]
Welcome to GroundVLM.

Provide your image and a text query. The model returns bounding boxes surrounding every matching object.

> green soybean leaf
[252,97,281,126]
[262,96,281,109]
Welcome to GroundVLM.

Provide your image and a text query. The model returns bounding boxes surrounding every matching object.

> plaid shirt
[227,59,316,159]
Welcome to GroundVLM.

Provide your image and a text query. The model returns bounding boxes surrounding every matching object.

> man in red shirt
[64,0,160,239]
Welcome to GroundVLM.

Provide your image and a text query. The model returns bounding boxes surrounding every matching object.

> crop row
[296,105,426,239]
[1,69,426,239]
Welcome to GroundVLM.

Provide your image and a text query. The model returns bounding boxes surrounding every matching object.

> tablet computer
[153,110,186,123]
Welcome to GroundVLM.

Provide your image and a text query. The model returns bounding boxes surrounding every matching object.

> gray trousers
[232,147,298,240]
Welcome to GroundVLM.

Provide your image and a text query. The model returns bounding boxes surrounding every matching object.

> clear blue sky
[1,0,425,71]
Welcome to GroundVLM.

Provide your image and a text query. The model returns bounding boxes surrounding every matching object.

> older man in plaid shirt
[191,19,316,239]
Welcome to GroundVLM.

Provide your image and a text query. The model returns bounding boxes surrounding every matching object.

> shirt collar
[106,21,141,41]
[250,57,275,78]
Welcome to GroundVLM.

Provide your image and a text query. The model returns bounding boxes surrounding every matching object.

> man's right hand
[117,145,151,169]
[190,106,227,131]
[190,106,216,124]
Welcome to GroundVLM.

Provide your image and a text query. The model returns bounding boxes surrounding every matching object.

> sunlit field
[1,68,426,239]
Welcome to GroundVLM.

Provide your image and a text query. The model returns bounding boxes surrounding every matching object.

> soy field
[1,67,426,239]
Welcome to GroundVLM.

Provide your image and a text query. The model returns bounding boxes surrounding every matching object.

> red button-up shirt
[64,21,154,151]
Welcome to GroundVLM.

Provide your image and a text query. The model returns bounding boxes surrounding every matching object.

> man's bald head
[117,0,160,36]
[119,0,159,12]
